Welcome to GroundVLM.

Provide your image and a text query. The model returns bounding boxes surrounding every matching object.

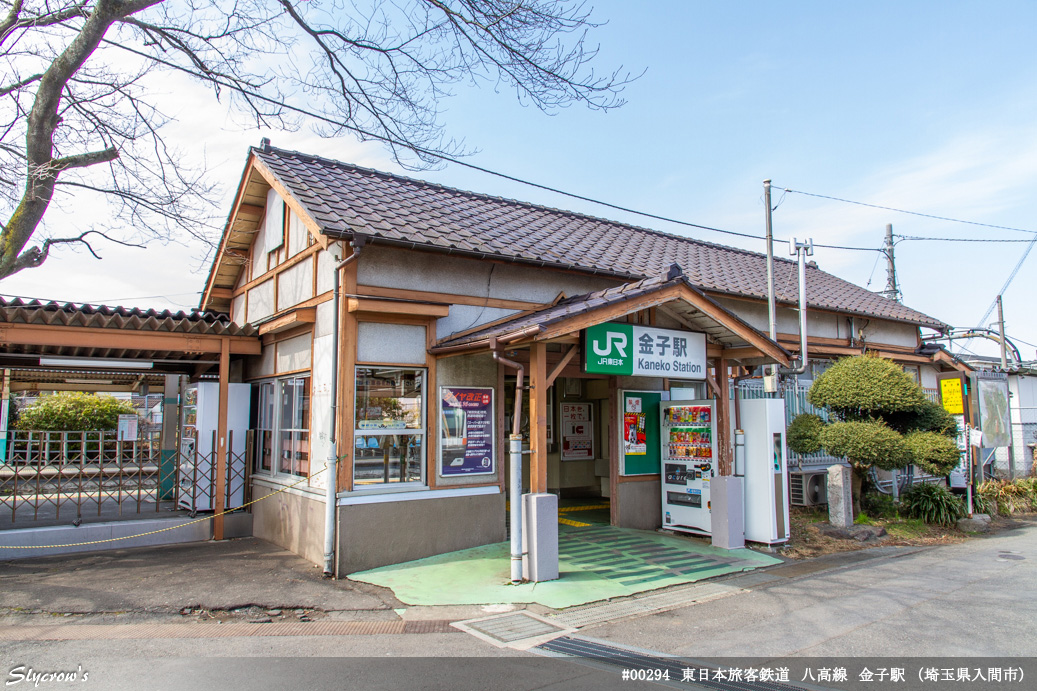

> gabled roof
[206,145,948,331]
[433,269,792,366]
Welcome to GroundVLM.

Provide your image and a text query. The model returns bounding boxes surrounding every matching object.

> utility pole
[763,181,777,393]
[997,294,1016,479]
[881,223,901,302]
[997,294,1008,369]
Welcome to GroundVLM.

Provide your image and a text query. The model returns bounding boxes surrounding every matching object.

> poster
[560,402,594,461]
[976,377,1011,448]
[439,387,495,476]
[623,395,646,455]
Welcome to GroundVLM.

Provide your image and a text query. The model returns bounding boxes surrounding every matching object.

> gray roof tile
[255,147,946,330]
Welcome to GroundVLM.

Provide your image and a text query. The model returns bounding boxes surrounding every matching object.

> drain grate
[551,582,743,629]
[537,637,820,691]
[452,611,575,649]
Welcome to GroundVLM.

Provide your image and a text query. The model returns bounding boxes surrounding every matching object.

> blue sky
[4,1,1036,360]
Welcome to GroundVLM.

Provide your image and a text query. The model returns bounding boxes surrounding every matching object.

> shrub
[787,413,824,454]
[819,420,911,472]
[15,392,134,431]
[977,479,1036,516]
[861,491,899,519]
[903,431,962,476]
[901,482,965,526]
[808,355,927,420]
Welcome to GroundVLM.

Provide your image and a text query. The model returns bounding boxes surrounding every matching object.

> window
[354,367,425,486]
[253,376,310,479]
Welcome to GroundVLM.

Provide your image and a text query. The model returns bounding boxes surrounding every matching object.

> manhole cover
[997,554,1025,561]
[453,611,575,649]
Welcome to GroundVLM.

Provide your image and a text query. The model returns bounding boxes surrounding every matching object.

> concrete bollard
[710,476,745,550]
[827,465,853,528]
[522,493,559,582]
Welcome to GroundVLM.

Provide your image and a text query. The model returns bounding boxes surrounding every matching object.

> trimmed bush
[901,482,965,526]
[819,420,911,472]
[808,355,927,420]
[904,431,962,476]
[15,392,134,431]
[787,413,824,455]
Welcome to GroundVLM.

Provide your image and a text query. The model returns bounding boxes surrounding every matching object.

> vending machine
[660,400,716,535]
[178,382,250,512]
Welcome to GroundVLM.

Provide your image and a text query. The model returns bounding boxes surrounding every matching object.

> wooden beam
[346,297,449,318]
[545,345,577,388]
[715,359,732,476]
[251,157,329,250]
[233,244,322,298]
[338,253,359,493]
[537,285,683,341]
[213,338,230,541]
[258,308,317,336]
[529,342,548,494]
[0,323,261,355]
[357,284,544,311]
[200,159,262,311]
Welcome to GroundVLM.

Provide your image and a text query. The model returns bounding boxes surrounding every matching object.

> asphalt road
[2,520,1035,690]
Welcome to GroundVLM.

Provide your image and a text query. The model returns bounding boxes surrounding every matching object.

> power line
[108,42,885,255]
[777,187,1037,236]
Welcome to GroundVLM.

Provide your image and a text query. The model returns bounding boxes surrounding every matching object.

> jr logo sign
[584,323,706,379]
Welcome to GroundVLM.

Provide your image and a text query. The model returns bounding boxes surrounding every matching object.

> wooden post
[529,342,548,494]
[716,358,732,476]
[337,255,359,492]
[214,337,230,540]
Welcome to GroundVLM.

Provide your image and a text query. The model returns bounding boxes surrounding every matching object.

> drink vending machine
[660,400,716,535]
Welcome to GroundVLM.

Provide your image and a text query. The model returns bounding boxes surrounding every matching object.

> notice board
[620,390,663,475]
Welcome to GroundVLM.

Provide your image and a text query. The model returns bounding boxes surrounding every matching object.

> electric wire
[776,187,1037,237]
[106,41,885,255]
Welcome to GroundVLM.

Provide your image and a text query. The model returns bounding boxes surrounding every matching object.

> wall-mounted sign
[584,324,706,379]
[560,402,594,461]
[439,387,495,476]
[939,378,965,415]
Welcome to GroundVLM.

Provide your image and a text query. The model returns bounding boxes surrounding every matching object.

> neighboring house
[200,143,967,575]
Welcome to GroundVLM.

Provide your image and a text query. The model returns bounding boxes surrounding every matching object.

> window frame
[252,374,311,481]
[352,366,427,489]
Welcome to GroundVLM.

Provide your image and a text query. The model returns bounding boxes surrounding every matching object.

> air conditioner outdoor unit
[790,471,828,506]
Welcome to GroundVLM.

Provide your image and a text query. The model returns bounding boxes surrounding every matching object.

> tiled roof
[0,298,255,336]
[437,270,785,355]
[254,146,947,330]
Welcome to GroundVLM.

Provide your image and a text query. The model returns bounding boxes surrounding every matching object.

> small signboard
[117,414,138,441]
[939,378,965,415]
[584,324,706,379]
[560,402,594,461]
[439,387,495,476]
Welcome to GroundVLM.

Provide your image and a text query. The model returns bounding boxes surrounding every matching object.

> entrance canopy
[432,268,790,368]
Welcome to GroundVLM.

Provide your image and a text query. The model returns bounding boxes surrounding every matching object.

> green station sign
[584,323,706,379]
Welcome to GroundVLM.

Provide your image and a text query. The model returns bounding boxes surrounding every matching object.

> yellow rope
[0,464,327,550]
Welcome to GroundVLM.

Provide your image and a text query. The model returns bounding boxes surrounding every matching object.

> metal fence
[0,429,251,525]
[988,406,1037,479]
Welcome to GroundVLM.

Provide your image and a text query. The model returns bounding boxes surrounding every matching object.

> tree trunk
[850,468,863,519]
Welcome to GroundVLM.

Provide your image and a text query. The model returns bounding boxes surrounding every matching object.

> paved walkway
[350,519,780,608]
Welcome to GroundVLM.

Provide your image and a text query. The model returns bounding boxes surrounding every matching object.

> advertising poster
[439,387,495,476]
[561,402,594,461]
[623,395,646,455]
[977,377,1011,448]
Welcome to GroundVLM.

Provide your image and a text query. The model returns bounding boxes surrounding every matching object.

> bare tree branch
[1,0,635,281]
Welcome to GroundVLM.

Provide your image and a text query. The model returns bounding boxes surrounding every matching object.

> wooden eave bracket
[257,307,317,336]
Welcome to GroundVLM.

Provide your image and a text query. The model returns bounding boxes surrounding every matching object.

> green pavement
[349,520,781,609]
